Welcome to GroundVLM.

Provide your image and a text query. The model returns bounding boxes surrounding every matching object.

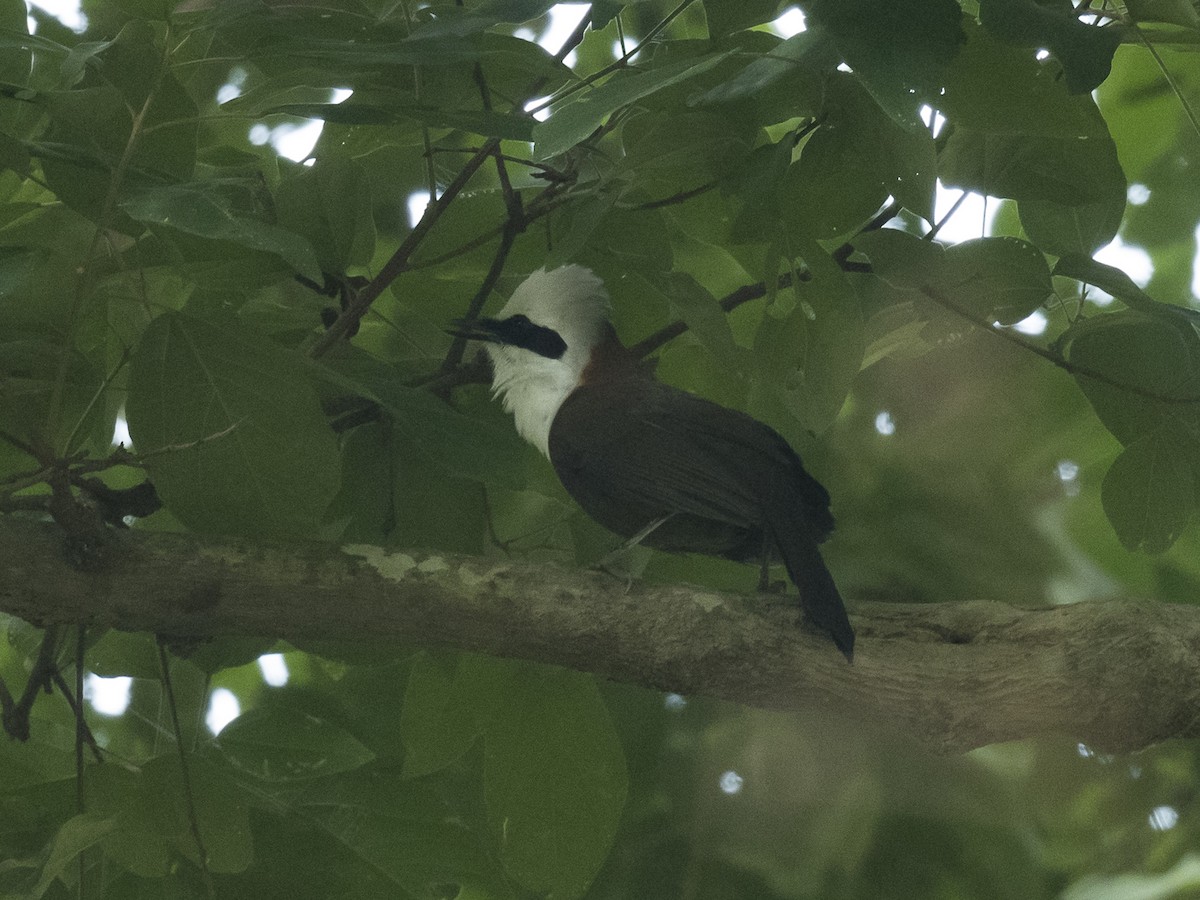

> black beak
[446,317,505,343]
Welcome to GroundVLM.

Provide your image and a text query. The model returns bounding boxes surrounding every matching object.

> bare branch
[0,517,1195,755]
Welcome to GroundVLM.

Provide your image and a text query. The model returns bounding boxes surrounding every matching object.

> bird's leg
[757,530,786,594]
[594,514,674,586]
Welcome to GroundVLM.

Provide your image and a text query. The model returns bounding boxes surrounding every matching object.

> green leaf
[703,0,788,39]
[1062,310,1200,445]
[317,350,529,490]
[978,0,1121,93]
[276,155,375,273]
[533,50,737,159]
[1126,0,1200,26]
[690,30,831,107]
[783,110,890,241]
[1019,193,1125,257]
[942,237,1053,326]
[752,245,864,433]
[1053,253,1157,310]
[853,228,947,291]
[122,182,322,282]
[283,765,513,897]
[89,755,254,877]
[217,706,376,781]
[411,0,559,38]
[939,19,1109,137]
[145,755,254,874]
[86,630,161,680]
[400,652,484,778]
[264,101,536,141]
[39,23,197,221]
[126,312,341,538]
[644,271,744,372]
[1102,430,1195,553]
[810,0,966,129]
[480,660,627,900]
[29,814,117,899]
[939,128,1119,206]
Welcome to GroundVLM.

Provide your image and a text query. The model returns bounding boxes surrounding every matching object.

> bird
[450,265,855,661]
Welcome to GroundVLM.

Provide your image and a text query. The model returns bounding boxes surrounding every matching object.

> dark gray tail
[773,529,855,663]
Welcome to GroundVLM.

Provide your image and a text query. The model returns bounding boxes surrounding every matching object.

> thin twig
[49,664,103,764]
[157,641,216,900]
[920,283,1200,404]
[46,26,173,454]
[525,0,699,118]
[1133,22,1200,142]
[923,191,968,242]
[624,180,717,211]
[2,627,61,742]
[628,271,806,359]
[309,139,501,357]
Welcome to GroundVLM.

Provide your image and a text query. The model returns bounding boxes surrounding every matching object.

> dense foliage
[2,0,1200,896]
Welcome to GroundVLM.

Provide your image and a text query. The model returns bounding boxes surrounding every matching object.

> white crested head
[485,265,612,457]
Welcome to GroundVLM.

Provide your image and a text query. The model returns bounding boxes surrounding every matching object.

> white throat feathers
[485,266,612,457]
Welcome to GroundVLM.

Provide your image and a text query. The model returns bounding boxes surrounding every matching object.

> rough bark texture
[1,516,1196,754]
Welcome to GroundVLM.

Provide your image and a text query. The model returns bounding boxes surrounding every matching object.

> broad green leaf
[86,630,161,680]
[752,245,863,433]
[264,101,536,141]
[276,155,375,273]
[39,23,197,221]
[122,182,322,282]
[1062,310,1200,445]
[853,228,947,291]
[126,312,341,537]
[978,0,1121,93]
[784,119,889,242]
[400,652,484,778]
[640,270,744,373]
[692,30,830,109]
[0,333,101,451]
[1102,430,1195,553]
[0,0,29,88]
[810,0,966,129]
[533,50,737,159]
[316,349,529,490]
[702,0,782,38]
[1019,193,1125,257]
[1053,253,1157,310]
[480,660,627,900]
[619,107,755,199]
[283,765,513,897]
[1062,854,1200,900]
[1126,0,1200,26]
[217,706,376,781]
[411,0,559,38]
[942,237,1053,325]
[939,19,1109,137]
[88,755,253,877]
[29,814,117,899]
[145,756,254,874]
[940,128,1118,206]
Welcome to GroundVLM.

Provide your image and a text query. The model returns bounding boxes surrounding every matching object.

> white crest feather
[485,266,611,457]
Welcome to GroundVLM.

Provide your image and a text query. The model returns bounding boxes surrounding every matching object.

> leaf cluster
[2,0,1200,895]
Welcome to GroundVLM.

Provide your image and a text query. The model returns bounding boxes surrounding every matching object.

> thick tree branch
[1,517,1196,755]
